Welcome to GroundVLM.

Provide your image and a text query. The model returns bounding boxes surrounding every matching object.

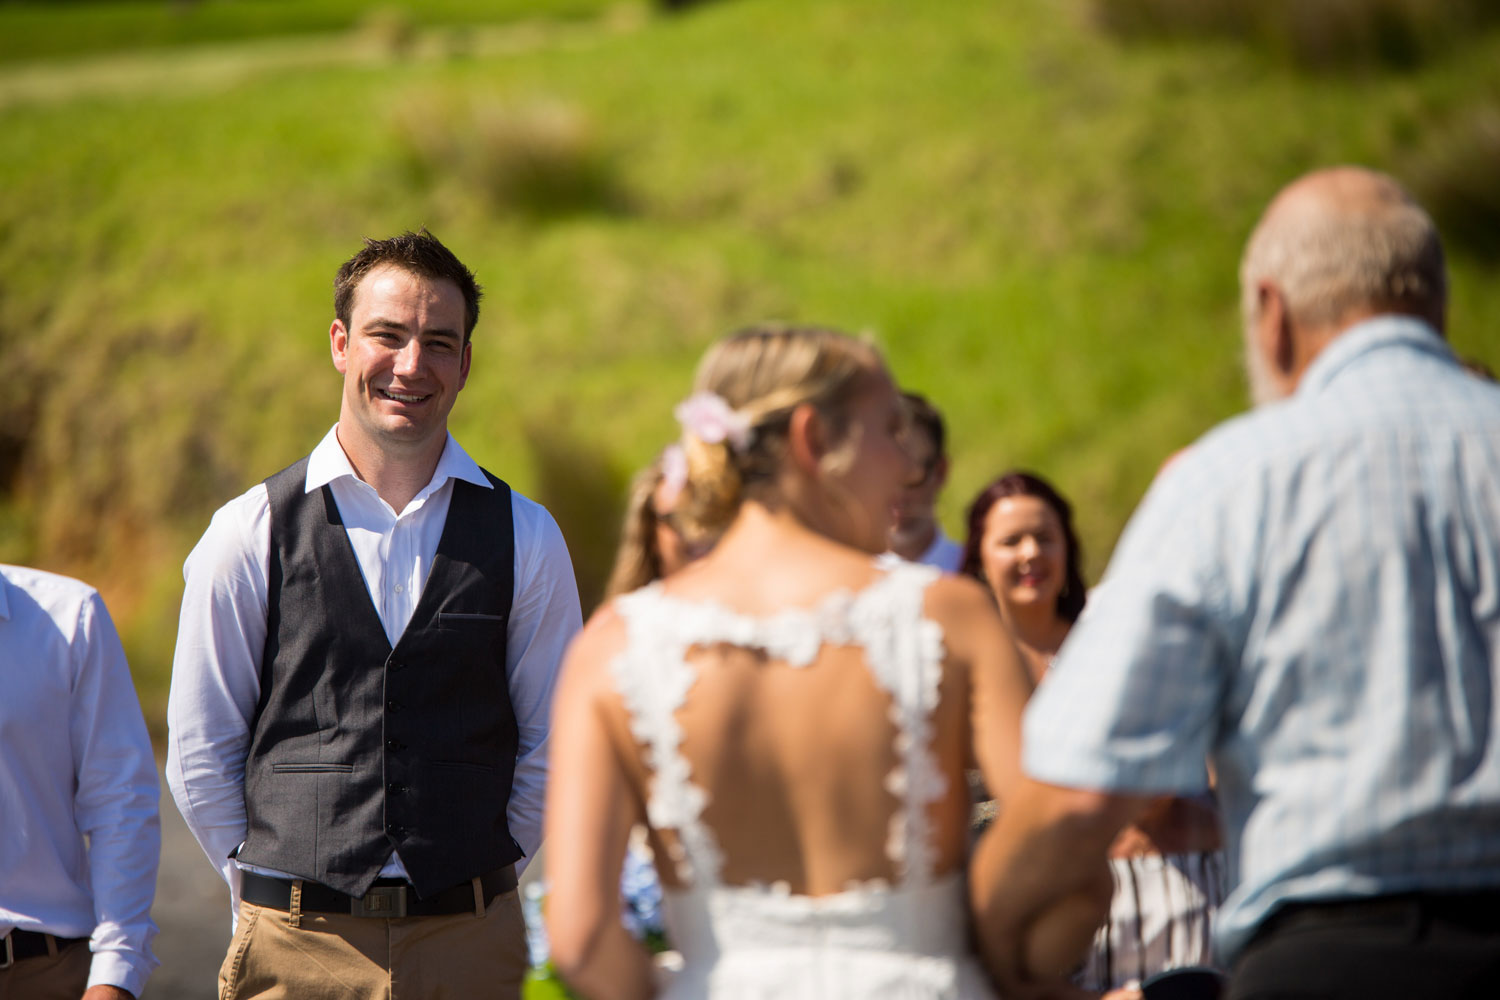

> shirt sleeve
[165,488,271,908]
[1024,448,1248,795]
[504,496,583,875]
[68,591,162,997]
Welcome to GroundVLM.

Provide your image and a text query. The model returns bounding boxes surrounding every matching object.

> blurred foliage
[1,0,1498,733]
[1404,100,1500,261]
[392,92,632,219]
[1091,0,1500,71]
[524,417,629,614]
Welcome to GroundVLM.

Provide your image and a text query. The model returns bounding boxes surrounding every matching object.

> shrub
[1404,104,1500,261]
[392,92,630,219]
[355,6,419,58]
[1091,0,1500,71]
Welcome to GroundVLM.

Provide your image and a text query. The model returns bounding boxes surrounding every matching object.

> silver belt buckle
[1,932,14,970]
[353,885,407,918]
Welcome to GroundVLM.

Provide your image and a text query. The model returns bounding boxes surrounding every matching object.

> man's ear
[458,339,471,388]
[1256,281,1296,377]
[786,403,825,475]
[330,319,350,374]
[934,455,951,491]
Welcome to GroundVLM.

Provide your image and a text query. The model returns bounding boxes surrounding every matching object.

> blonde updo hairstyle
[673,324,885,545]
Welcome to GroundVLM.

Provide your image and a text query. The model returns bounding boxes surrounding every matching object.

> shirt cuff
[1024,743,1210,796]
[88,948,156,998]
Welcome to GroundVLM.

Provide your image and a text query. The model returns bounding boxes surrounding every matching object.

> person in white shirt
[887,391,963,572]
[0,564,160,1000]
[166,229,582,999]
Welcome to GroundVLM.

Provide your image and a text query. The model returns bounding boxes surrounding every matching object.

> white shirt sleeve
[69,590,162,996]
[504,494,584,874]
[165,487,271,910]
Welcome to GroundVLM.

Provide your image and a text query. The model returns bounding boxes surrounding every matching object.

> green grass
[1,0,1499,735]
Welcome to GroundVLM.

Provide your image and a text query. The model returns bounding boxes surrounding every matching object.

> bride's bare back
[560,512,1029,881]
[600,540,985,896]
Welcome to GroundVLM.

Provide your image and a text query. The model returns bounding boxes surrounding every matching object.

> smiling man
[167,231,582,999]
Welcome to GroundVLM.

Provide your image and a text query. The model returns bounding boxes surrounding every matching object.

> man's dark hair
[902,391,946,458]
[333,228,483,341]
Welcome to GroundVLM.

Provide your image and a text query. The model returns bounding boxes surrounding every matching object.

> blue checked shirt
[1025,315,1500,963]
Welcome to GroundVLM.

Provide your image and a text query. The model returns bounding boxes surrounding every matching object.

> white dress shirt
[166,427,582,915]
[0,564,161,997]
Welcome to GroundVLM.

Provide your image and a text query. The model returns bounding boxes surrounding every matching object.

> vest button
[386,739,404,752]
[388,782,407,795]
[386,699,401,712]
[388,825,405,838]
[389,661,404,672]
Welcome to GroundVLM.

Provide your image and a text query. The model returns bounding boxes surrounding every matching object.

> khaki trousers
[0,936,90,1000]
[218,887,529,1000]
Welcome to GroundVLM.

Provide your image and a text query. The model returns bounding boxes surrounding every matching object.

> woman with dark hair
[963,471,1227,999]
[960,471,1086,680]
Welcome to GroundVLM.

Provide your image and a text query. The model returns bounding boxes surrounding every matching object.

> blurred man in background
[976,166,1500,1000]
[0,564,160,1000]
[888,391,963,572]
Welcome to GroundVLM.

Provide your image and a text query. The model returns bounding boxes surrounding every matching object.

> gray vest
[237,457,521,898]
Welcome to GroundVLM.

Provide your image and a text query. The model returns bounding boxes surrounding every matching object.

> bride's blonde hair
[675,323,883,543]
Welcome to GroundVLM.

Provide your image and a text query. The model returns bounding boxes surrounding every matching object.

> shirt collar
[1296,314,1453,397]
[0,572,10,621]
[304,425,491,497]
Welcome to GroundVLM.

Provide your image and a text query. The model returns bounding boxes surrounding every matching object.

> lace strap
[849,563,948,886]
[611,586,726,886]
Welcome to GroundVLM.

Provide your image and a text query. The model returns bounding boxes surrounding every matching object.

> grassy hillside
[2,0,1499,734]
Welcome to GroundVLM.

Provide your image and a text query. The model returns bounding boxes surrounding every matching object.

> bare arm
[939,576,1033,807]
[971,780,1146,996]
[544,609,655,1000]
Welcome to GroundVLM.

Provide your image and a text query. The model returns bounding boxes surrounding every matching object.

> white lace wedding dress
[611,562,997,999]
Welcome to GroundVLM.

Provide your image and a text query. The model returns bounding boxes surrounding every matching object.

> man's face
[892,425,944,536]
[330,264,471,457]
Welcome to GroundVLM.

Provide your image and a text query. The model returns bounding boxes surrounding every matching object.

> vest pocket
[269,762,355,773]
[431,759,496,774]
[436,612,508,629]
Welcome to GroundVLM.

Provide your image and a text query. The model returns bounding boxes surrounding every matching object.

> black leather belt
[241,867,517,919]
[0,930,87,969]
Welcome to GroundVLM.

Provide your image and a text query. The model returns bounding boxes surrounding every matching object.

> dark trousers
[1228,891,1500,1000]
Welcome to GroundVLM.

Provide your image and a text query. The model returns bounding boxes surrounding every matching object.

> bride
[545,325,1034,998]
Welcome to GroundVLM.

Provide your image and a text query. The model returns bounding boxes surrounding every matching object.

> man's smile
[378,388,430,404]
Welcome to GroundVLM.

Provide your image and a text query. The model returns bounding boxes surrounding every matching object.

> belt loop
[472,876,485,918]
[289,879,303,929]
[44,933,59,958]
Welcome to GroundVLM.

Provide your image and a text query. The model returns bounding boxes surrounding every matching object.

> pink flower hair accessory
[673,392,753,452]
[657,444,689,508]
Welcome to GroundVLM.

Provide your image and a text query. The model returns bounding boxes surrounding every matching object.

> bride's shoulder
[918,571,999,624]
[563,598,635,680]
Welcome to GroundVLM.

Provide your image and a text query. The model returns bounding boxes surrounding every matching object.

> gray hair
[1240,172,1447,332]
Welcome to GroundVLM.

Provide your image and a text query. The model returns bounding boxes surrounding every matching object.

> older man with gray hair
[972,166,1500,1000]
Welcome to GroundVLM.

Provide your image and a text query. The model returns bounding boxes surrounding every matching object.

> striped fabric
[1078,850,1226,992]
[1025,316,1500,964]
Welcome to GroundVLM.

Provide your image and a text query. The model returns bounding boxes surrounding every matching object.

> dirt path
[149,760,232,999]
[0,8,646,112]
